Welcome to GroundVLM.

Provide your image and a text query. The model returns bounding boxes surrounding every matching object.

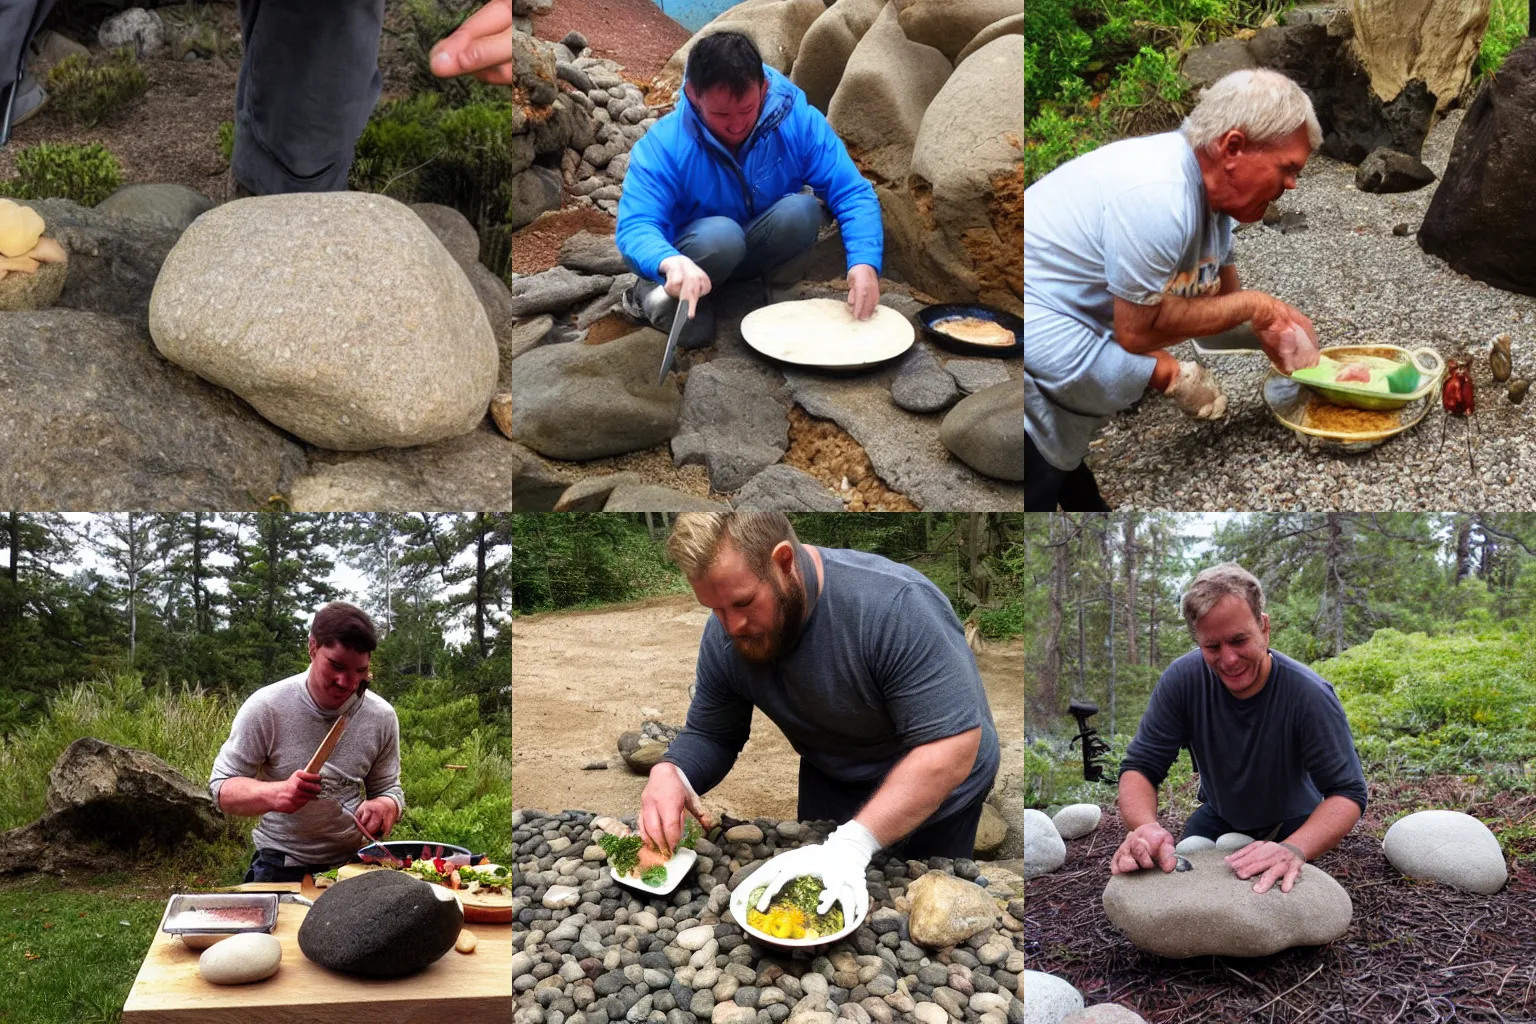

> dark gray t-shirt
[663,547,1000,823]
[1119,649,1368,829]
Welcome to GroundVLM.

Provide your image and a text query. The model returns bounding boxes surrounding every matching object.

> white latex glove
[754,820,879,919]
[1165,360,1228,420]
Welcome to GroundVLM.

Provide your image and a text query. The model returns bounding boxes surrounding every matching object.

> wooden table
[121,904,511,1024]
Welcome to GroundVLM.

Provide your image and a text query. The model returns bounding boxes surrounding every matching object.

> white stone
[1215,832,1255,851]
[198,931,281,984]
[1052,804,1102,840]
[1174,835,1216,854]
[912,1003,948,1024]
[542,884,580,909]
[1023,808,1066,879]
[1383,809,1508,894]
[676,924,715,951]
[1022,970,1083,1024]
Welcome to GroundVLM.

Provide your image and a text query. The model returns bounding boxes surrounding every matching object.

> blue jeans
[243,847,342,883]
[627,191,825,295]
[1179,803,1312,844]
[232,0,385,193]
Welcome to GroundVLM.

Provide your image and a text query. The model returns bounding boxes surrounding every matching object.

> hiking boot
[625,278,717,349]
[619,279,649,324]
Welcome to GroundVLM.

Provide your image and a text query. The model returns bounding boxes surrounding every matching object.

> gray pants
[232,0,384,194]
[0,0,54,92]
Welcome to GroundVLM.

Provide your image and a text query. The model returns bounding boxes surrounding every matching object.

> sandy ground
[512,592,1023,821]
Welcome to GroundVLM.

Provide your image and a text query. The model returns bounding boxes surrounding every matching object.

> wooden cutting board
[120,903,510,1024]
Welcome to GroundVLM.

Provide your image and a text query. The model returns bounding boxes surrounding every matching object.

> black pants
[1179,803,1311,844]
[1025,431,1111,512]
[0,0,56,94]
[232,0,385,194]
[795,758,994,860]
[242,847,342,883]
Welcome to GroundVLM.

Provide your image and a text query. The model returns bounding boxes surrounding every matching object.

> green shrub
[395,0,501,107]
[1026,105,1112,185]
[216,120,234,166]
[0,142,123,208]
[1479,0,1528,76]
[45,48,149,128]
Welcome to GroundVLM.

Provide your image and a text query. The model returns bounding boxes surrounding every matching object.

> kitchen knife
[657,296,690,386]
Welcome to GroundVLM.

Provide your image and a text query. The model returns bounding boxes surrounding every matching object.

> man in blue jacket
[616,31,884,349]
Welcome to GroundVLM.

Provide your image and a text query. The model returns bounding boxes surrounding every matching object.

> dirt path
[512,591,1023,821]
[530,0,692,84]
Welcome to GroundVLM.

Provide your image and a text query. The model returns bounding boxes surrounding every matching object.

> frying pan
[918,303,1022,358]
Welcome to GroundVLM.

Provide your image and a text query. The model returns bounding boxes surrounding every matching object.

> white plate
[609,848,698,896]
[741,299,914,368]
[728,859,867,949]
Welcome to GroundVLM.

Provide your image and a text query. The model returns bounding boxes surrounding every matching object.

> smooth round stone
[297,870,463,977]
[1214,832,1255,852]
[1022,971,1083,1023]
[1059,1007,1150,1024]
[1173,835,1216,854]
[1383,809,1509,894]
[713,1005,756,1024]
[544,885,581,909]
[724,825,764,844]
[199,931,281,984]
[676,924,715,950]
[1023,809,1066,879]
[913,1002,948,1024]
[1052,804,1102,840]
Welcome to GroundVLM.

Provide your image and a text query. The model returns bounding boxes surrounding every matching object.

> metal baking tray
[160,893,279,942]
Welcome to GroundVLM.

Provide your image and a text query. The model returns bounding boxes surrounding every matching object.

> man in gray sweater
[210,602,405,883]
[1110,563,1368,895]
[641,512,1000,918]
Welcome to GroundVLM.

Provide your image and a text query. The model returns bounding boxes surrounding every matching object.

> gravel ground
[512,809,1026,1024]
[1091,107,1536,510]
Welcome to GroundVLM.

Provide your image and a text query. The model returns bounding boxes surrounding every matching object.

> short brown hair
[310,601,377,653]
[667,512,798,580]
[1181,563,1265,634]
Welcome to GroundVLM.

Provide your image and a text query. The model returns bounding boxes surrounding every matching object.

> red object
[1443,359,1475,415]
[433,857,448,875]
[403,856,413,868]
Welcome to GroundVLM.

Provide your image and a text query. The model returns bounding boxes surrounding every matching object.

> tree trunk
[1123,515,1139,666]
[1325,513,1346,655]
[1148,525,1160,667]
[1103,523,1117,736]
[1038,513,1065,720]
[1455,514,1473,583]
[1075,524,1086,700]
[475,514,490,658]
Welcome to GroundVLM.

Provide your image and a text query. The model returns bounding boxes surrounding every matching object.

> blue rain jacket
[615,63,883,283]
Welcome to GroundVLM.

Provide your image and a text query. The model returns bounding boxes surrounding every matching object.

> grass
[1479,0,1529,77]
[0,875,169,1024]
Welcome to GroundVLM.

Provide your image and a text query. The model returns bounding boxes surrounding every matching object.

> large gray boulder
[97,184,215,233]
[16,198,179,318]
[507,265,615,317]
[670,358,790,491]
[941,381,1024,481]
[410,203,518,390]
[654,0,828,97]
[510,328,682,459]
[150,193,498,450]
[297,870,463,977]
[732,464,843,510]
[286,424,515,511]
[791,0,888,113]
[1022,972,1083,1024]
[827,3,951,185]
[1101,848,1353,957]
[1383,809,1508,894]
[0,310,305,509]
[604,484,724,511]
[895,0,1020,62]
[1024,808,1066,879]
[954,12,1023,68]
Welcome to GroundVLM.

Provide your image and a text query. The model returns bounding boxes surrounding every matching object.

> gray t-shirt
[210,672,406,866]
[1119,649,1368,829]
[662,547,1000,824]
[1024,131,1236,469]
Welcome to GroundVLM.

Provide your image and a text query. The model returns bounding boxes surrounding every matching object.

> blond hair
[667,512,798,580]
[1181,68,1322,153]
[1181,562,1266,634]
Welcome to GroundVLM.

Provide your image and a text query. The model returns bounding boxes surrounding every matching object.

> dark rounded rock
[296,869,462,977]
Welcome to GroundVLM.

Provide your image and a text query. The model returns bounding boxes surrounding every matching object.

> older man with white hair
[1024,69,1327,512]
[1108,563,1367,895]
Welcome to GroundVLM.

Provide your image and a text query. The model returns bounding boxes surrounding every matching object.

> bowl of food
[918,303,1022,359]
[729,864,864,948]
[602,820,701,896]
[1285,344,1443,411]
[1263,369,1433,454]
[160,893,279,951]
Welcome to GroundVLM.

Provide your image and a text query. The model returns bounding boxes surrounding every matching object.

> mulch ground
[529,0,692,85]
[1026,776,1536,1023]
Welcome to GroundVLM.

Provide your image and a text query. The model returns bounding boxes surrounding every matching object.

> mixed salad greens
[746,876,845,940]
[599,818,702,886]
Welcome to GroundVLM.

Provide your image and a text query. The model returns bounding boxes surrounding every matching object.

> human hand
[1253,297,1320,373]
[430,0,513,86]
[1109,822,1178,875]
[753,822,876,921]
[659,255,712,315]
[846,264,879,321]
[639,763,712,857]
[1225,840,1305,894]
[270,769,322,814]
[1165,360,1228,419]
[354,796,400,838]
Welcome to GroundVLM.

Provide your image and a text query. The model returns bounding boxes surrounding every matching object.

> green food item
[319,867,339,881]
[679,819,702,850]
[641,866,668,886]
[746,876,846,938]
[1385,361,1420,393]
[599,833,643,877]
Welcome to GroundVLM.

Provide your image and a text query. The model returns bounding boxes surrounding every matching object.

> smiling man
[1024,69,1327,512]
[639,512,999,916]
[616,31,883,350]
[210,602,405,883]
[1109,563,1367,895]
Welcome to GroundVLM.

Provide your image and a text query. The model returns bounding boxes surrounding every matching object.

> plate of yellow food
[729,864,864,948]
[918,303,1022,358]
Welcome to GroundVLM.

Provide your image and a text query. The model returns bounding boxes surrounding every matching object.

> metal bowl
[918,303,1022,359]
[358,840,475,863]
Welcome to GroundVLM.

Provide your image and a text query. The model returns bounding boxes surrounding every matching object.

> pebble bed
[1090,107,1536,510]
[512,810,1027,1024]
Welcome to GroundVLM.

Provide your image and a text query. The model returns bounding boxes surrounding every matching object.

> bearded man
[637,511,999,917]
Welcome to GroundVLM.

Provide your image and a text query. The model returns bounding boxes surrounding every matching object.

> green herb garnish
[320,867,339,881]
[679,819,702,850]
[598,833,643,877]
[641,865,667,886]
